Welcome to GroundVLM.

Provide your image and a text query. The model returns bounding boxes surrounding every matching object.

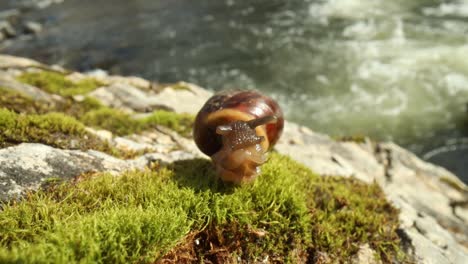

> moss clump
[80,108,139,136]
[0,108,86,149]
[0,83,192,138]
[17,71,102,96]
[166,82,192,91]
[0,153,404,263]
[0,108,120,156]
[307,177,402,261]
[81,108,194,137]
[142,110,194,137]
[0,87,51,114]
[335,134,368,143]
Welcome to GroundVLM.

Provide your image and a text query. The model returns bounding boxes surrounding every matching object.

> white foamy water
[266,0,468,153]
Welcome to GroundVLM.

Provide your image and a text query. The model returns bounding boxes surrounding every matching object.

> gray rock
[0,54,42,68]
[0,20,16,38]
[276,122,468,262]
[1,54,467,263]
[88,81,212,114]
[18,0,65,9]
[89,83,171,112]
[23,21,42,34]
[0,9,20,21]
[147,82,213,114]
[351,244,381,264]
[0,143,197,201]
[275,122,385,184]
[0,74,56,102]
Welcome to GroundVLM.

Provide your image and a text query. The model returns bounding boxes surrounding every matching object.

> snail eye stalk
[247,115,277,129]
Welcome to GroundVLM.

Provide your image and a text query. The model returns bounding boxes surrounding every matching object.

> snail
[193,90,284,183]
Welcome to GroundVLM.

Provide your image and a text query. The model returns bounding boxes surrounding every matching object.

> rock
[0,9,20,21]
[0,21,16,38]
[88,82,212,114]
[72,70,152,89]
[0,54,42,68]
[351,244,381,264]
[84,127,113,142]
[0,143,128,201]
[23,21,42,34]
[147,82,213,114]
[275,122,385,184]
[276,122,468,261]
[114,137,155,152]
[276,123,468,263]
[0,143,196,201]
[103,75,151,89]
[0,54,467,263]
[0,74,56,102]
[89,83,172,112]
[18,0,65,9]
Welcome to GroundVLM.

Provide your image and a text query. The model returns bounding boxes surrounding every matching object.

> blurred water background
[1,0,467,182]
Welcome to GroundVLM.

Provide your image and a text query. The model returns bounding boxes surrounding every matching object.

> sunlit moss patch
[17,71,103,96]
[0,87,51,114]
[81,108,194,137]
[0,108,121,157]
[0,153,404,263]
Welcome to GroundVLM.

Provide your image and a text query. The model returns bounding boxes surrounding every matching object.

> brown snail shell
[193,90,284,183]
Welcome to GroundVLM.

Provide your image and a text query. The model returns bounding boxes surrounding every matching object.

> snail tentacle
[247,115,277,129]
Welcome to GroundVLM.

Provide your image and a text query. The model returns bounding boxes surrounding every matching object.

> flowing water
[2,0,468,182]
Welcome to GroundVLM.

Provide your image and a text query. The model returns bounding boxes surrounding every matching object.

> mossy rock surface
[0,153,404,263]
[0,87,52,114]
[0,108,127,157]
[0,68,406,262]
[17,71,103,96]
[0,83,194,139]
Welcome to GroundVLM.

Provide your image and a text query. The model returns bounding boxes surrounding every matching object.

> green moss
[17,71,102,96]
[80,108,194,137]
[440,176,467,193]
[59,96,105,118]
[0,108,121,157]
[0,108,86,148]
[80,108,140,136]
[335,134,368,143]
[142,110,194,137]
[166,82,192,91]
[0,87,51,114]
[0,153,404,263]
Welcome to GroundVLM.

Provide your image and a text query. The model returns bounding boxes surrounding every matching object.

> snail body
[193,90,284,183]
